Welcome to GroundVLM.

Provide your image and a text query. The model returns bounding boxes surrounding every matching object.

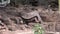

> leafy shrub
[33,23,45,34]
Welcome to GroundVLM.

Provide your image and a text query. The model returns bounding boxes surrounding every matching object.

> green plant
[33,23,44,34]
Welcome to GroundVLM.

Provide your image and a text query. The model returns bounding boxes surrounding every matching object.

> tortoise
[19,7,43,24]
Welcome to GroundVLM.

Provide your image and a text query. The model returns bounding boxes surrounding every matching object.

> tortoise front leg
[34,17,39,23]
[36,14,43,24]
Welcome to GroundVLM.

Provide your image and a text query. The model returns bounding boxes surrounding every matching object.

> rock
[55,22,60,32]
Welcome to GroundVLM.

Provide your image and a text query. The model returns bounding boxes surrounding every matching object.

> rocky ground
[0,5,60,34]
